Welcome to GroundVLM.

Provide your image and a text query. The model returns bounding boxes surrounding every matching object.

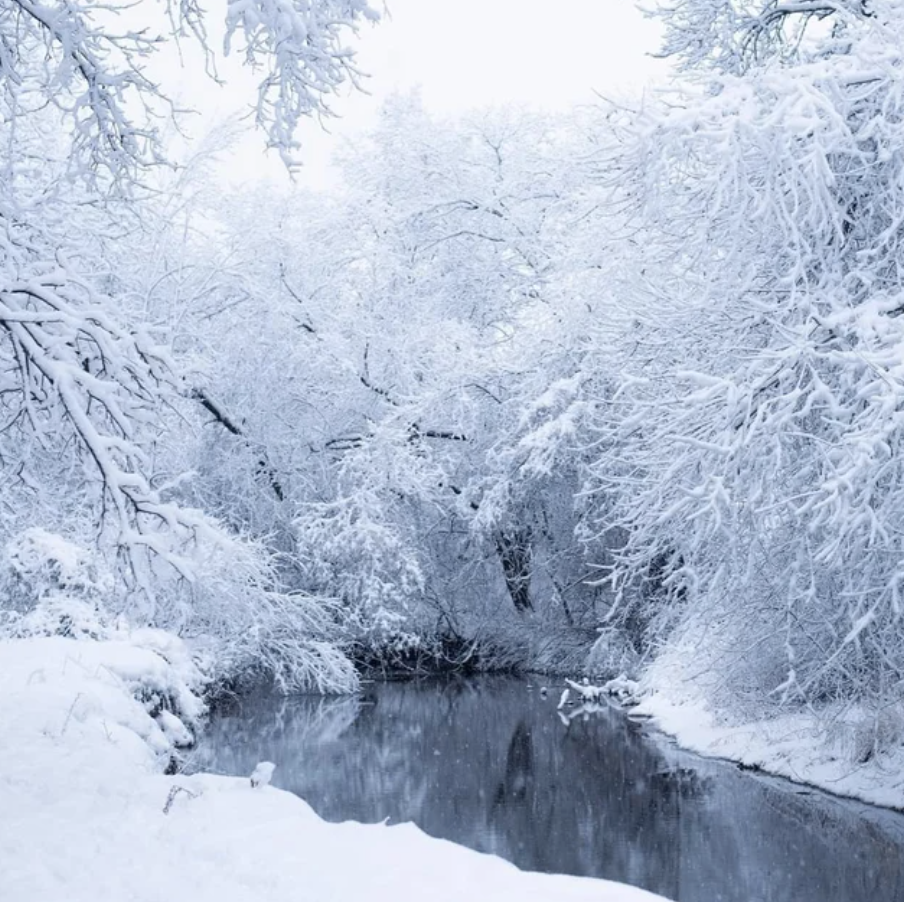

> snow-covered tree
[165,99,629,668]
[0,0,379,690]
[593,0,904,719]
[0,0,379,183]
[654,0,870,73]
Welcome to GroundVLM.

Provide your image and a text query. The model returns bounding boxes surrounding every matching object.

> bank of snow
[0,636,665,902]
[636,684,904,812]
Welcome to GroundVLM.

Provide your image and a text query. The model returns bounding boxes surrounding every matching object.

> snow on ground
[0,636,666,902]
[636,688,904,812]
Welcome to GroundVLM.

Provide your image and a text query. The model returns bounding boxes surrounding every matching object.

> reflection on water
[193,677,904,902]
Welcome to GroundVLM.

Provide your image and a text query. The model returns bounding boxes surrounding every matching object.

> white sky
[199,0,668,189]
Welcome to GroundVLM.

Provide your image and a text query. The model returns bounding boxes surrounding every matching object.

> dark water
[193,676,904,902]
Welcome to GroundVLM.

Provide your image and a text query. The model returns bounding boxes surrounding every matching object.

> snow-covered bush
[118,516,360,694]
[0,522,357,693]
[0,530,206,739]
[831,703,904,764]
[2,596,112,642]
[293,426,432,642]
[586,628,643,681]
[0,528,115,641]
[1,528,112,610]
[295,486,425,635]
[101,628,209,750]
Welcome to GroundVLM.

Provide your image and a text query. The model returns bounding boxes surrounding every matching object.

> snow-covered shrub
[586,628,642,681]
[2,596,113,642]
[0,521,358,694]
[0,529,207,743]
[293,431,429,642]
[0,529,117,640]
[1,528,112,613]
[89,630,208,754]
[71,628,210,752]
[831,703,904,763]
[296,488,425,629]
[130,519,359,694]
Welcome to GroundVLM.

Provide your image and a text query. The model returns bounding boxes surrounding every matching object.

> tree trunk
[495,528,533,612]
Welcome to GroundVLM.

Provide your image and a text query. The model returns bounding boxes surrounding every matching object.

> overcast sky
[205,1,668,188]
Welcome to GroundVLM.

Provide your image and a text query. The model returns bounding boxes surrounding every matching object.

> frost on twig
[652,0,870,74]
[225,0,381,169]
[60,692,84,736]
[162,784,199,815]
[0,207,212,585]
[1,0,380,187]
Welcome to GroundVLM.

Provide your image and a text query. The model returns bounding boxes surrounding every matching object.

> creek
[193,675,904,901]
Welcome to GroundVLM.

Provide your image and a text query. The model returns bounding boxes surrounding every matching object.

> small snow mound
[250,761,276,788]
[564,674,641,705]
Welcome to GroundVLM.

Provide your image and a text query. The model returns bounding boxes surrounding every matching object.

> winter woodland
[3,0,904,762]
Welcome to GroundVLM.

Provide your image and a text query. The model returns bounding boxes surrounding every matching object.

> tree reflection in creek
[192,677,904,902]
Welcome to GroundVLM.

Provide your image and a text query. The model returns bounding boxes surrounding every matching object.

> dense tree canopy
[0,0,378,689]
[3,0,904,745]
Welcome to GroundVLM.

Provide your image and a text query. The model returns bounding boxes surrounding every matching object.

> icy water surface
[194,676,904,902]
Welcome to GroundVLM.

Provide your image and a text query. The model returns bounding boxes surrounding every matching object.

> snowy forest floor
[0,635,664,902]
[637,689,904,812]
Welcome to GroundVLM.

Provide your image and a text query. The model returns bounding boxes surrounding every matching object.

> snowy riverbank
[0,636,665,902]
[636,688,904,812]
